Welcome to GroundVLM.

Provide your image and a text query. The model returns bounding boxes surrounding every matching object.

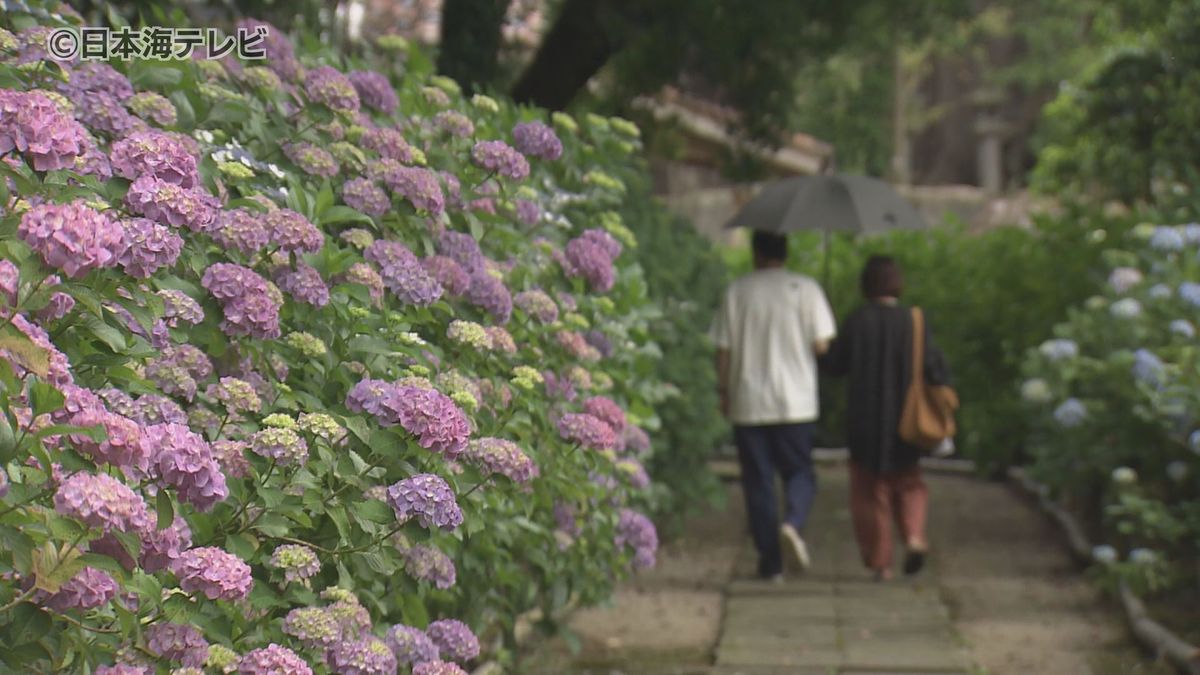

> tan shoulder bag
[898,307,960,450]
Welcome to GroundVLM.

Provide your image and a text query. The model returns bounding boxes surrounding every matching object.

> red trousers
[849,462,928,571]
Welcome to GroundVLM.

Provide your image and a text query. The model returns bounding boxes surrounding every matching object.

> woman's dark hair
[860,255,903,299]
[751,230,788,262]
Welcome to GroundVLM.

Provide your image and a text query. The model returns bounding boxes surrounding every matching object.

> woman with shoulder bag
[820,256,955,582]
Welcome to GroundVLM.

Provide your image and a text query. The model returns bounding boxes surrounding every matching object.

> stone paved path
[712,469,971,675]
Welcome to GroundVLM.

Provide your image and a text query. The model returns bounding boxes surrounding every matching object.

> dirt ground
[520,467,1178,674]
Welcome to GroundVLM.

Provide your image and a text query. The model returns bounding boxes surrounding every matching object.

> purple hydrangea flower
[284,607,341,649]
[556,331,600,362]
[127,91,177,126]
[146,622,208,668]
[37,287,75,322]
[384,166,445,216]
[583,397,626,434]
[74,142,113,179]
[0,259,17,307]
[94,666,149,675]
[212,439,251,478]
[206,377,262,414]
[385,625,439,666]
[145,423,228,511]
[74,91,146,137]
[413,662,467,675]
[514,289,558,324]
[514,199,540,225]
[339,262,385,304]
[119,217,183,278]
[266,208,323,254]
[465,438,537,484]
[125,175,220,232]
[327,637,398,675]
[375,386,471,458]
[236,644,312,675]
[304,65,360,112]
[386,474,464,530]
[345,378,393,417]
[584,329,614,358]
[486,326,516,354]
[211,208,271,255]
[563,235,616,293]
[109,130,199,187]
[366,240,444,307]
[326,599,373,638]
[557,413,617,450]
[171,547,253,601]
[436,231,484,274]
[615,509,658,569]
[283,142,340,178]
[363,128,416,163]
[512,121,563,160]
[140,515,192,573]
[250,427,309,466]
[5,313,73,387]
[349,70,398,114]
[343,178,391,217]
[403,544,457,589]
[623,426,651,457]
[471,140,529,180]
[466,273,512,324]
[421,255,471,297]
[426,619,480,663]
[0,89,91,171]
[441,171,463,209]
[275,262,330,307]
[43,567,117,612]
[542,371,577,402]
[269,544,321,583]
[62,62,134,100]
[129,394,188,426]
[158,290,204,327]
[435,111,475,138]
[237,18,301,81]
[54,471,151,533]
[202,262,270,302]
[18,201,126,278]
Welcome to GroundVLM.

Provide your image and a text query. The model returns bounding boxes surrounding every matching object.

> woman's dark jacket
[820,302,951,475]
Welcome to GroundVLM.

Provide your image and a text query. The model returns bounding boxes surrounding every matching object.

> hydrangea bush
[0,5,666,671]
[1021,223,1200,594]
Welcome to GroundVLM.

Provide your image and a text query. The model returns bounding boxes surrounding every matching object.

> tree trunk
[510,0,617,110]
[438,0,512,93]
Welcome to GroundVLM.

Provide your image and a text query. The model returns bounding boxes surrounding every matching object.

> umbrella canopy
[726,174,928,234]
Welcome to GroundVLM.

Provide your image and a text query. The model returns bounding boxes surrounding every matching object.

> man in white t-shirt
[711,230,837,580]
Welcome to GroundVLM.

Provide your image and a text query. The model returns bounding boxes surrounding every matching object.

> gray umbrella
[725,174,928,234]
[726,174,929,290]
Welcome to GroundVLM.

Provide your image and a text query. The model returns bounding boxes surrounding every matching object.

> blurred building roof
[635,87,834,176]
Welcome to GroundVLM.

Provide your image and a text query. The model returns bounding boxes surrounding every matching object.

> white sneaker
[780,523,811,571]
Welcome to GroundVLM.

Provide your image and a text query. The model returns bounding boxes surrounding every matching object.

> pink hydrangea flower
[18,201,126,278]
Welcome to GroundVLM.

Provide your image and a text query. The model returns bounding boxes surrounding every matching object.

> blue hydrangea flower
[1170,320,1195,338]
[1109,298,1141,319]
[1131,349,1165,386]
[1179,282,1200,308]
[1148,283,1173,300]
[1183,222,1200,244]
[1053,398,1087,427]
[1149,226,1185,251]
[1039,339,1079,361]
[1091,545,1117,564]
[1190,429,1200,454]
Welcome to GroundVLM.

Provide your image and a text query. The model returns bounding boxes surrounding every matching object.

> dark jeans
[734,422,817,577]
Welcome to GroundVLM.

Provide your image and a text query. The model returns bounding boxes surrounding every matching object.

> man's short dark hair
[751,231,788,262]
[860,255,904,299]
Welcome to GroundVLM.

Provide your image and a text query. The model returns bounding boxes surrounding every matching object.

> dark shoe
[903,549,927,576]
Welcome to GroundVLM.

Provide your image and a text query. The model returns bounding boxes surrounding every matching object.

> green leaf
[401,594,429,627]
[352,500,394,525]
[318,205,375,227]
[27,381,63,417]
[0,324,48,378]
[6,603,51,646]
[156,491,174,531]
